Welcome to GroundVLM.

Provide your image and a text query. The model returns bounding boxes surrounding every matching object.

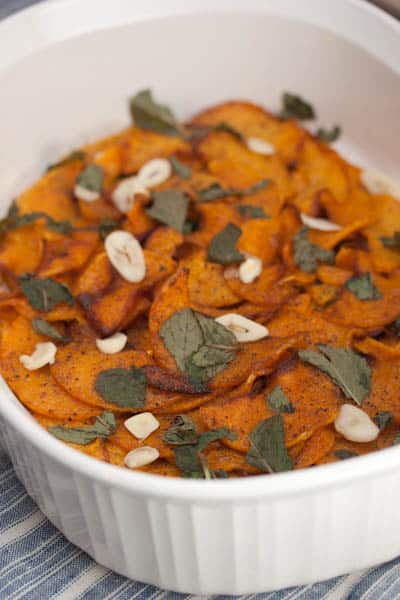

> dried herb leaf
[159,308,237,384]
[48,411,116,445]
[169,156,192,180]
[380,231,400,249]
[95,366,147,408]
[393,317,400,336]
[98,218,120,240]
[46,150,85,173]
[198,179,269,202]
[267,385,295,414]
[207,223,244,264]
[299,344,371,406]
[129,89,181,136]
[280,93,316,120]
[32,318,70,343]
[246,415,293,473]
[374,411,392,431]
[393,432,400,445]
[316,126,341,143]
[163,415,198,446]
[146,190,189,232]
[0,210,73,236]
[76,164,104,193]
[345,273,382,300]
[237,205,269,219]
[214,121,244,140]
[293,226,335,273]
[334,449,358,460]
[20,274,75,312]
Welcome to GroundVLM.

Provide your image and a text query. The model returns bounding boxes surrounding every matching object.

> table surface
[1,1,400,598]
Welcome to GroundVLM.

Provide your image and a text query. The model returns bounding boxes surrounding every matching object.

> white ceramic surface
[0,0,400,594]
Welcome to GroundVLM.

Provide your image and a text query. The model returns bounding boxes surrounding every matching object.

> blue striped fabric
[2,449,400,599]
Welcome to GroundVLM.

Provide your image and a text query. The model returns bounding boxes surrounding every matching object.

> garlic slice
[334,404,379,443]
[361,168,400,200]
[300,213,342,232]
[20,342,57,370]
[137,158,172,188]
[124,413,160,440]
[105,230,146,283]
[246,137,275,156]
[223,265,240,280]
[124,446,160,469]
[96,332,127,355]
[74,184,100,203]
[111,175,149,214]
[215,313,269,342]
[239,255,262,284]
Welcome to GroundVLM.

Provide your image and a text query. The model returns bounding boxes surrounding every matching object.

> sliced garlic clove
[74,184,100,203]
[124,412,160,440]
[246,137,275,156]
[111,175,149,214]
[215,313,269,342]
[334,404,379,443]
[20,342,57,371]
[300,213,342,232]
[361,168,400,200]
[96,332,127,355]
[137,158,172,188]
[224,265,240,280]
[124,446,160,469]
[105,230,146,283]
[239,255,262,284]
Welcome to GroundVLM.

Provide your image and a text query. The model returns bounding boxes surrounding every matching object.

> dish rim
[0,0,400,501]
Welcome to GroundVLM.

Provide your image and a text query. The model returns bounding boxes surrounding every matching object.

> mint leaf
[293,226,335,273]
[20,274,75,312]
[214,121,244,140]
[95,367,147,408]
[246,415,293,473]
[97,218,120,240]
[198,179,269,202]
[374,411,392,431]
[267,385,295,414]
[380,231,400,249]
[299,345,371,405]
[146,189,189,232]
[48,411,116,445]
[334,449,358,460]
[207,223,244,264]
[169,156,192,180]
[345,273,382,300]
[76,164,104,193]
[280,92,315,120]
[163,415,198,446]
[32,318,70,343]
[46,150,85,173]
[316,126,341,143]
[0,210,73,236]
[237,205,269,219]
[129,89,180,136]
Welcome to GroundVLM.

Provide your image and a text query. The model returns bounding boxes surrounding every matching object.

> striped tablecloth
[2,1,400,598]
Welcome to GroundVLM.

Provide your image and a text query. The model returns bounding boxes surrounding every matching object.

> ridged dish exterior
[2,415,400,594]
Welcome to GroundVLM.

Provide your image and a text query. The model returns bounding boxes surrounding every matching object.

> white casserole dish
[0,0,400,593]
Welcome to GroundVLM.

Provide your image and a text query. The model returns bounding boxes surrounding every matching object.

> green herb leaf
[374,411,392,431]
[345,273,382,300]
[214,121,244,140]
[169,156,192,180]
[197,427,237,452]
[129,89,180,136]
[198,179,269,202]
[267,385,295,414]
[246,415,293,473]
[392,317,400,336]
[293,226,335,273]
[20,274,75,312]
[182,218,198,234]
[393,432,400,445]
[0,211,73,236]
[334,449,358,460]
[95,367,147,408]
[46,150,85,173]
[316,126,341,143]
[32,318,70,343]
[159,308,238,384]
[380,231,400,249]
[48,411,116,445]
[163,415,199,446]
[207,223,244,264]
[45,217,74,234]
[98,218,120,240]
[237,205,269,219]
[280,92,316,120]
[76,164,104,193]
[298,344,371,405]
[146,190,189,232]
